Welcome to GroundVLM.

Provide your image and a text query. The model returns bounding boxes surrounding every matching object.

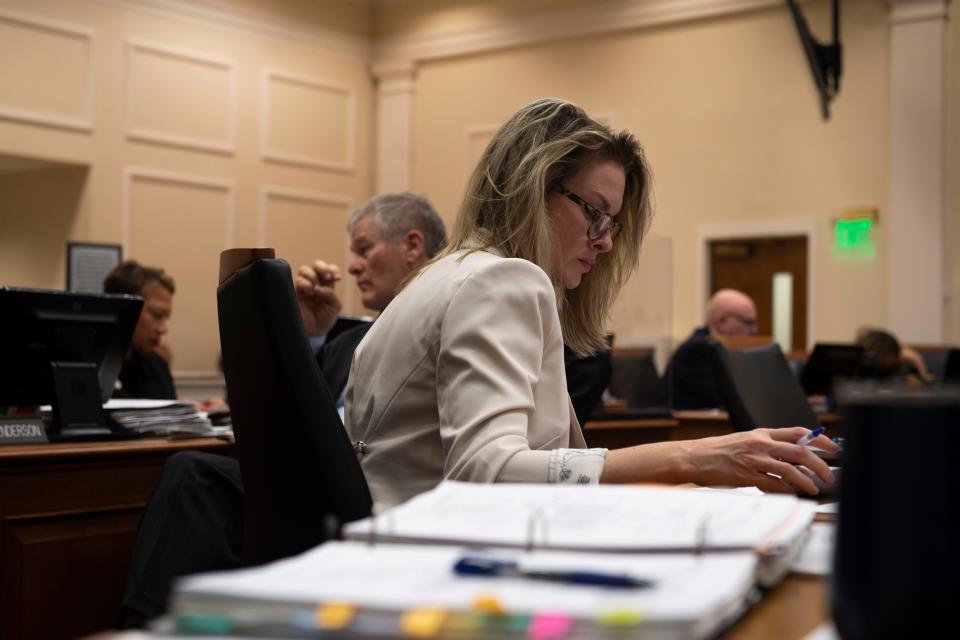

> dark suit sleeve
[564,345,612,425]
[315,323,372,399]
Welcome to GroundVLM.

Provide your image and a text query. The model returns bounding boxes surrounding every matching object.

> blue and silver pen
[795,426,825,447]
[454,556,654,589]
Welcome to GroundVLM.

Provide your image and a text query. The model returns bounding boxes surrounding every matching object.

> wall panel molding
[260,68,356,172]
[106,0,371,61]
[463,124,499,176]
[257,185,352,247]
[0,9,95,132]
[122,166,235,251]
[124,37,237,154]
[374,0,781,67]
[258,185,354,310]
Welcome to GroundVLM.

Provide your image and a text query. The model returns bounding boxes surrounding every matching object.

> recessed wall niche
[0,154,89,290]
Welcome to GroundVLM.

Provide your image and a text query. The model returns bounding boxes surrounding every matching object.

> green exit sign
[833,216,875,258]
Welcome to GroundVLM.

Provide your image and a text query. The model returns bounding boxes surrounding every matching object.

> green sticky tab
[503,613,532,631]
[176,612,235,634]
[598,609,644,626]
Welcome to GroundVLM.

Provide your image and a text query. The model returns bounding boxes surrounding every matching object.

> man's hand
[294,260,343,337]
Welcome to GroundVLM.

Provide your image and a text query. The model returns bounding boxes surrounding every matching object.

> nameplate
[0,418,49,445]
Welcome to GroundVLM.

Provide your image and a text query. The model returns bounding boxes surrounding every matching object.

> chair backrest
[609,349,663,409]
[945,349,960,384]
[709,341,819,431]
[915,347,960,384]
[217,249,372,566]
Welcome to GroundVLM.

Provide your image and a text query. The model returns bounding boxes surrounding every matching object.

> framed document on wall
[67,242,122,293]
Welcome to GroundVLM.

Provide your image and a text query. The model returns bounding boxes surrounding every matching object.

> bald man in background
[661,289,758,409]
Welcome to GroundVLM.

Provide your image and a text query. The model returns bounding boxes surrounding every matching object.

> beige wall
[0,164,89,288]
[2,0,955,383]
[0,0,376,373]
[410,0,890,346]
[946,0,960,344]
[375,0,588,40]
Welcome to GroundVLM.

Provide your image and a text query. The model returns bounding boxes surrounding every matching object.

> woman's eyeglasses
[556,186,622,241]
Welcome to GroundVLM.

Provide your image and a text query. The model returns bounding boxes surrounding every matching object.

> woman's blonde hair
[436,98,652,356]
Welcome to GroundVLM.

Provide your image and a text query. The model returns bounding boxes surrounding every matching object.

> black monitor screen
[801,343,864,397]
[944,349,960,384]
[0,287,142,438]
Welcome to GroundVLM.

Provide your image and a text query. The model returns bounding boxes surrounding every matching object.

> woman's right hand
[681,427,838,495]
[602,426,838,495]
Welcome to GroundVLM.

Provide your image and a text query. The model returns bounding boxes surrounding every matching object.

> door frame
[697,218,817,351]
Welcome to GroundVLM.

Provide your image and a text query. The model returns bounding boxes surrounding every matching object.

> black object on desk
[800,343,863,398]
[832,383,960,639]
[0,287,142,440]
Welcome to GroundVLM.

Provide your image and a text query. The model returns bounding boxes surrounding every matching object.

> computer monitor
[0,287,142,440]
[942,348,960,384]
[800,343,863,397]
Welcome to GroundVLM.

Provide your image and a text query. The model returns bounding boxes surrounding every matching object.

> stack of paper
[104,399,230,438]
[344,482,815,586]
[171,541,759,640]
[164,482,817,639]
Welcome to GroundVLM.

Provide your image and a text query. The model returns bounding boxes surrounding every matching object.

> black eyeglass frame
[555,186,622,241]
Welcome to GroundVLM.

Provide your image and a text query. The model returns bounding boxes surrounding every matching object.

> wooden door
[709,236,807,352]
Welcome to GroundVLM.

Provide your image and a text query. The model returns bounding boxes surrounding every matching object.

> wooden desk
[584,410,843,449]
[0,437,235,640]
[581,415,678,448]
[725,575,828,639]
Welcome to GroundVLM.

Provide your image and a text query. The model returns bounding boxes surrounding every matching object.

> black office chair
[217,248,372,566]
[709,341,820,431]
[608,350,664,409]
[920,348,960,384]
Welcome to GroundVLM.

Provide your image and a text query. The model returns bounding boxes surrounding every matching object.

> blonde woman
[345,98,836,509]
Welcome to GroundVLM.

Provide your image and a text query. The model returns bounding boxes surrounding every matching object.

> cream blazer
[344,250,587,509]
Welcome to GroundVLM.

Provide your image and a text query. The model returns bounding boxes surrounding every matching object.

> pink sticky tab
[527,613,573,640]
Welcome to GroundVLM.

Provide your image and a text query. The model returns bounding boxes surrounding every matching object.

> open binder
[344,481,815,586]
[167,483,814,638]
[172,541,759,640]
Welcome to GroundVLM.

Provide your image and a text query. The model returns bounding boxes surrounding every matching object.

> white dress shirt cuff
[547,448,607,485]
[308,334,328,352]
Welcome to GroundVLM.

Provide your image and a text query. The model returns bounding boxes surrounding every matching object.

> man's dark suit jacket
[316,323,372,398]
[660,326,724,409]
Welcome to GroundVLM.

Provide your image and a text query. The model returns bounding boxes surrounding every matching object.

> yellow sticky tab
[598,609,645,626]
[472,594,507,616]
[315,603,356,630]
[400,608,448,638]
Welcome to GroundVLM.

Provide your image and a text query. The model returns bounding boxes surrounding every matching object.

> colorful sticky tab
[598,609,645,627]
[316,602,356,630]
[175,612,234,635]
[444,612,483,633]
[400,608,448,638]
[472,593,507,616]
[527,612,573,640]
[503,613,532,632]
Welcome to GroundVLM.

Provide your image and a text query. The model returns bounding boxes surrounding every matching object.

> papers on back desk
[174,541,759,640]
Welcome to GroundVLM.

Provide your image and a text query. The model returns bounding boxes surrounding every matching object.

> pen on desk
[453,556,654,589]
[795,426,825,447]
